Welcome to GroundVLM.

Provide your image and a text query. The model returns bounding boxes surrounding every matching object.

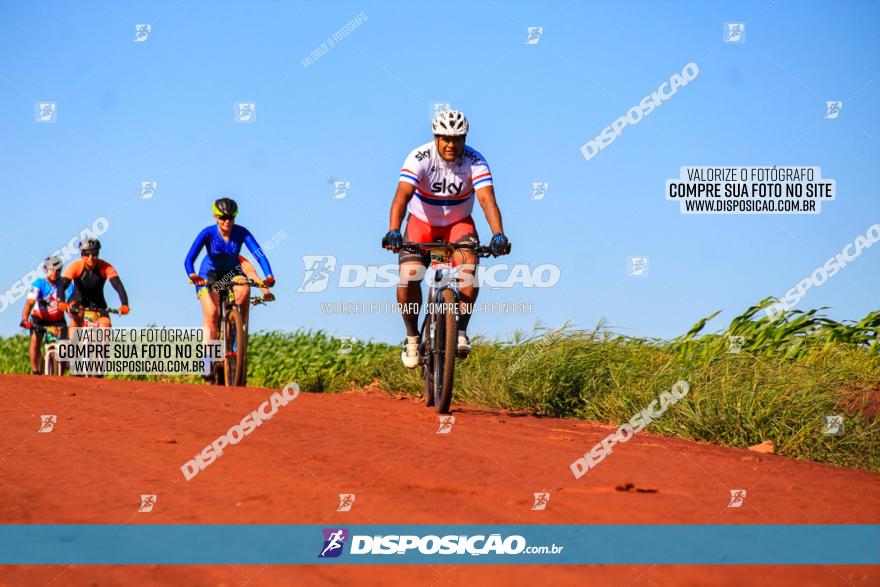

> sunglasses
[216,215,235,221]
[81,251,98,258]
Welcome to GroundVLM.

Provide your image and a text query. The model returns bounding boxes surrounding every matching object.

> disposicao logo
[316,531,562,557]
[318,528,349,558]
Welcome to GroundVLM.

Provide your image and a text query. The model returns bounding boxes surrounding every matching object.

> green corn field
[1,297,877,471]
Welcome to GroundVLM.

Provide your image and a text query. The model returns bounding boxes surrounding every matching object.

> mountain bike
[27,322,67,375]
[205,278,274,387]
[397,242,496,414]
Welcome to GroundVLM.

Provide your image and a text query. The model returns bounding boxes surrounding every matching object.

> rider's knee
[398,265,426,288]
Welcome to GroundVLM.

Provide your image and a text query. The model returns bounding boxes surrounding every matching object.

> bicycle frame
[201,277,272,386]
[425,245,462,329]
[212,280,248,385]
[397,242,494,412]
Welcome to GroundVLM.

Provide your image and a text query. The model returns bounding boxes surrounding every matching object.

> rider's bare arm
[475,185,504,235]
[389,182,416,230]
[21,298,35,323]
[238,256,271,295]
[238,256,259,281]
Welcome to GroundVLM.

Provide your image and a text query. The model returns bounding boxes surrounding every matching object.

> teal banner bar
[0,525,877,564]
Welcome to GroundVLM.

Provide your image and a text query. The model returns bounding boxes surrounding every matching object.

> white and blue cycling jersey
[28,277,74,321]
[398,141,494,227]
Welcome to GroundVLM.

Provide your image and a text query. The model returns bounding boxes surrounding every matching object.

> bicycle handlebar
[69,305,120,315]
[250,294,276,306]
[192,278,273,289]
[27,323,57,333]
[395,242,499,257]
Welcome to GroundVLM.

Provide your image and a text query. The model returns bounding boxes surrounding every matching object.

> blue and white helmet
[432,110,469,136]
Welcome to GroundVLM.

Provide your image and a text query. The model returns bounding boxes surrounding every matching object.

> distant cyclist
[58,238,130,327]
[184,198,275,341]
[382,110,510,368]
[20,256,73,374]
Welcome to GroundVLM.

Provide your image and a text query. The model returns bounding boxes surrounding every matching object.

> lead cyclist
[382,110,511,368]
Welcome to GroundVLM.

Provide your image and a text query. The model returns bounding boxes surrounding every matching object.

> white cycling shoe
[401,335,420,369]
[457,330,471,358]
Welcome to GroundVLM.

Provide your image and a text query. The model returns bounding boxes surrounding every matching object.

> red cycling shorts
[399,214,479,266]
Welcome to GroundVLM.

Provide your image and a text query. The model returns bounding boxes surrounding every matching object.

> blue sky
[1,0,878,343]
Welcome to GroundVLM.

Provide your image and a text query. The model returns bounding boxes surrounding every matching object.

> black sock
[458,308,473,332]
[404,314,420,337]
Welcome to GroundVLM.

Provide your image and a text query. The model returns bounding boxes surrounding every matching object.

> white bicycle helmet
[43,255,63,271]
[432,110,469,136]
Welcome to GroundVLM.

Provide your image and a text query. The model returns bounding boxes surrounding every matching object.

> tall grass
[1,299,877,471]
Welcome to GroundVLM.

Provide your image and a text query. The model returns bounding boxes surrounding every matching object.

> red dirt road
[0,374,878,586]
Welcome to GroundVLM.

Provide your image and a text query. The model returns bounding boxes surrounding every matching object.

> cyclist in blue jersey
[184,198,275,340]
[20,256,73,374]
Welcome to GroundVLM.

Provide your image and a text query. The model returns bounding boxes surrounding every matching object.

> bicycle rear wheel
[434,288,458,414]
[223,308,246,387]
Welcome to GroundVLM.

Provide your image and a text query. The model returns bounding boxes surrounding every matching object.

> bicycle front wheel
[45,346,58,376]
[434,288,458,414]
[223,308,247,387]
